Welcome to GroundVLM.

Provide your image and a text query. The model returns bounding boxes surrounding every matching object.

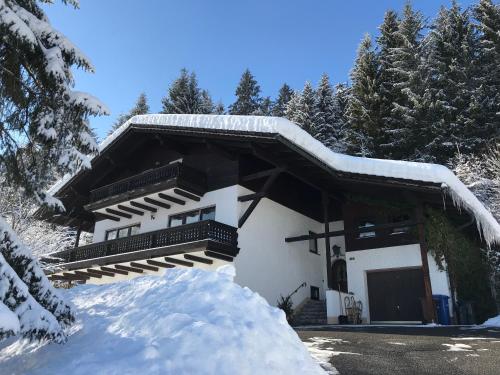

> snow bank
[0,266,325,375]
[481,315,500,328]
[0,302,19,336]
[49,114,500,245]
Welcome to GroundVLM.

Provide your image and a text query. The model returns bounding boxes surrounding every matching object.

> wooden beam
[74,270,101,279]
[105,208,132,219]
[62,272,89,281]
[241,167,285,182]
[158,193,185,205]
[323,192,333,290]
[204,251,234,262]
[117,204,144,216]
[96,212,121,222]
[130,262,159,272]
[50,275,84,282]
[205,140,238,161]
[173,189,201,202]
[146,259,175,268]
[285,220,419,243]
[115,264,144,274]
[130,200,157,213]
[184,254,213,265]
[144,197,171,209]
[238,192,266,202]
[415,202,437,324]
[87,268,115,277]
[164,256,193,267]
[238,168,282,228]
[101,266,128,276]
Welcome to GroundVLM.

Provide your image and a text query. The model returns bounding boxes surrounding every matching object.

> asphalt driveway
[297,326,500,375]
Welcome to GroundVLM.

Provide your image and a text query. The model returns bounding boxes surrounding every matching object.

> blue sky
[44,0,477,139]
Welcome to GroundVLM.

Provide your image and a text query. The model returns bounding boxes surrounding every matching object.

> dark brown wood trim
[204,251,234,262]
[74,270,101,279]
[146,259,175,268]
[130,262,159,272]
[238,192,266,202]
[323,192,333,289]
[96,212,121,222]
[130,200,157,213]
[101,266,128,275]
[115,264,144,274]
[62,272,89,281]
[87,268,115,277]
[173,188,201,202]
[117,204,144,216]
[105,208,132,219]
[158,193,185,205]
[184,254,213,265]
[164,257,194,267]
[241,167,285,182]
[144,197,171,209]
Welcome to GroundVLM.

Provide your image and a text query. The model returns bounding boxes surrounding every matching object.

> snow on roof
[51,114,500,245]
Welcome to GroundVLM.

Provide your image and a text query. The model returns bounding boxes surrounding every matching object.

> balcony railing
[89,162,207,203]
[48,220,238,264]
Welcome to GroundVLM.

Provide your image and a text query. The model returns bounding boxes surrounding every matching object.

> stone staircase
[292,299,327,326]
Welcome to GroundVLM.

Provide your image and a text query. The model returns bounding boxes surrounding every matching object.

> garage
[367,268,425,323]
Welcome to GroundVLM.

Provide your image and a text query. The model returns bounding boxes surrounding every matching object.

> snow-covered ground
[0,266,325,375]
[481,315,500,328]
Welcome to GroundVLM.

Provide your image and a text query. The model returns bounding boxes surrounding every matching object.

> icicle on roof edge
[49,114,500,246]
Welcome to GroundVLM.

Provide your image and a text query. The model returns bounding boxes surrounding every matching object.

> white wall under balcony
[92,185,240,243]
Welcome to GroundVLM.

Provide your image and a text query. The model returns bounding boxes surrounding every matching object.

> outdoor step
[291,299,327,327]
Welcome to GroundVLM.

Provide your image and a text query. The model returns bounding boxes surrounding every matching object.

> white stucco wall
[234,186,329,308]
[92,186,240,242]
[345,244,451,323]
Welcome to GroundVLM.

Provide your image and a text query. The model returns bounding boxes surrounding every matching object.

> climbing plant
[424,207,496,322]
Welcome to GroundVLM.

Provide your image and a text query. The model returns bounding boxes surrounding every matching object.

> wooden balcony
[86,163,207,210]
[44,220,238,271]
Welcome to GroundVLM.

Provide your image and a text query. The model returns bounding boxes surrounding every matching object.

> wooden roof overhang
[39,123,468,230]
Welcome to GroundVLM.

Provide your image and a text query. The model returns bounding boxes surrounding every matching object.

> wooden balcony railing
[48,220,237,264]
[89,163,206,203]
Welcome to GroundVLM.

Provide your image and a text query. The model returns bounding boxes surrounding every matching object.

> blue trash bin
[433,295,450,325]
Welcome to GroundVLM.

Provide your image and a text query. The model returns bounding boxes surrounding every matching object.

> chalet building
[41,115,500,325]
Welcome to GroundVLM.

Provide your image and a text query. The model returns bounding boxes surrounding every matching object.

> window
[390,214,411,235]
[169,206,216,227]
[357,219,376,239]
[105,224,140,241]
[309,231,318,254]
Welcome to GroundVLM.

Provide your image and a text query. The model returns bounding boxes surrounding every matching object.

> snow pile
[0,266,325,375]
[49,114,500,246]
[0,302,19,336]
[481,315,500,328]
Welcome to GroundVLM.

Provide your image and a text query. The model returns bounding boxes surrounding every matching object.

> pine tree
[284,90,301,124]
[346,34,381,156]
[314,74,337,149]
[0,0,107,342]
[109,93,149,135]
[420,2,478,163]
[330,83,351,153]
[285,82,317,135]
[272,83,293,117]
[214,101,225,115]
[229,69,262,115]
[256,96,273,116]
[161,69,214,114]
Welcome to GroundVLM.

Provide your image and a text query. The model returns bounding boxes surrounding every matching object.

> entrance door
[367,268,424,323]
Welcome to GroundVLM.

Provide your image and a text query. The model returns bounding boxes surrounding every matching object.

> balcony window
[106,224,140,241]
[357,219,376,239]
[390,214,411,235]
[169,206,216,227]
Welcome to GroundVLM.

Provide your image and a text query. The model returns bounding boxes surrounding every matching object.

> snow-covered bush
[0,266,325,375]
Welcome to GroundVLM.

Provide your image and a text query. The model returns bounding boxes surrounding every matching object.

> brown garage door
[367,268,424,323]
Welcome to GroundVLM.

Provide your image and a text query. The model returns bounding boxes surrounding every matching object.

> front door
[367,268,424,323]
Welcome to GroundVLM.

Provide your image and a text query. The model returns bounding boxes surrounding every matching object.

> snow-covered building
[41,115,500,325]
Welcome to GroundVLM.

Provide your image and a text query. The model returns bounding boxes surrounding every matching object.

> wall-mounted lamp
[332,244,341,257]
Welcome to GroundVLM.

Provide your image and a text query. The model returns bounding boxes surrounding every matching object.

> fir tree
[272,83,294,117]
[0,0,107,342]
[285,82,317,135]
[109,93,149,135]
[229,69,262,115]
[346,34,381,156]
[214,101,225,115]
[314,74,337,149]
[257,96,273,116]
[420,2,478,162]
[199,90,215,114]
[284,90,301,124]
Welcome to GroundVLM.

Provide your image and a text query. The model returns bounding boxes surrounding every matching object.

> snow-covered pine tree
[228,69,262,115]
[108,92,149,135]
[0,0,107,342]
[420,2,478,163]
[314,74,337,149]
[469,0,500,149]
[214,101,225,115]
[285,81,317,135]
[161,68,214,114]
[330,83,351,153]
[272,83,293,117]
[376,10,401,157]
[256,96,273,116]
[379,4,425,160]
[346,34,381,156]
